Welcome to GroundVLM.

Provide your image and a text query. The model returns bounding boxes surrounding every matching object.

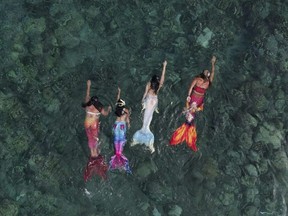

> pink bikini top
[193,85,207,94]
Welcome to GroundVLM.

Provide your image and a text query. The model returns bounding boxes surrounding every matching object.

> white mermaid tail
[131,94,158,153]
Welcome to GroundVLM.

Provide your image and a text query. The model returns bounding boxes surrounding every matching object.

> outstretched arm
[125,108,131,128]
[85,80,91,103]
[116,87,121,101]
[209,56,216,83]
[157,60,167,93]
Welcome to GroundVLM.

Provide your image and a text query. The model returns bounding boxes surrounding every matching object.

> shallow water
[1,0,288,215]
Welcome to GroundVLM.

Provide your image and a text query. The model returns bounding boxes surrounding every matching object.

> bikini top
[193,85,208,94]
[86,111,101,116]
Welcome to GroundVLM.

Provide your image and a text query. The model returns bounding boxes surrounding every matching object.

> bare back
[116,108,130,125]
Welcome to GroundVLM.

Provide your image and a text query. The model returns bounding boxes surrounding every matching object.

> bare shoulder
[193,77,202,83]
[124,107,130,113]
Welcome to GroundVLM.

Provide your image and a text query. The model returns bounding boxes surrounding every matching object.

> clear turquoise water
[1,0,288,215]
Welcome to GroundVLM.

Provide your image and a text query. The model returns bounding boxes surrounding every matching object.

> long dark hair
[196,70,211,85]
[196,70,207,79]
[82,96,103,112]
[115,99,126,117]
[150,75,160,94]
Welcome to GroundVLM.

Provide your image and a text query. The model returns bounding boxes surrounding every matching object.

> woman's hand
[211,56,216,64]
[87,80,91,87]
[163,60,167,67]
[186,96,191,102]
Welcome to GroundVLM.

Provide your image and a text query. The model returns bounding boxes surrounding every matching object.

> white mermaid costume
[132,94,158,153]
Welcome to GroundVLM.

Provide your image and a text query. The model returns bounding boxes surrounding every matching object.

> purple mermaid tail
[109,121,131,174]
[109,141,131,173]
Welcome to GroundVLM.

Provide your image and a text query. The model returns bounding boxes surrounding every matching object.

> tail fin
[170,123,189,146]
[170,123,198,152]
[109,154,132,174]
[132,129,154,148]
[186,124,198,151]
[84,155,108,182]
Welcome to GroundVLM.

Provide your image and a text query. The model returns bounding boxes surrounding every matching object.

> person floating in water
[131,60,167,153]
[82,80,111,182]
[170,56,216,151]
[109,87,132,174]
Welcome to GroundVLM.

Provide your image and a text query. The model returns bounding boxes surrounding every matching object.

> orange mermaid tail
[169,123,198,152]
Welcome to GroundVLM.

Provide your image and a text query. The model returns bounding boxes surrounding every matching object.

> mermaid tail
[132,129,155,153]
[109,154,131,174]
[131,95,157,153]
[109,140,132,174]
[84,155,108,182]
[169,122,198,152]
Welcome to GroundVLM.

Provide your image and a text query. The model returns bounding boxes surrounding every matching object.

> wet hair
[150,75,160,94]
[196,70,211,79]
[196,70,211,86]
[115,99,126,117]
[82,96,103,112]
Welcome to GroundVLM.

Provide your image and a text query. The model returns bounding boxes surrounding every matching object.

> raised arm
[116,87,121,101]
[85,80,91,103]
[209,56,216,83]
[125,108,131,128]
[157,60,167,92]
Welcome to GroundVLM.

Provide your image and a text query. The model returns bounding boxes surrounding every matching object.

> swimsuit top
[193,85,207,94]
[86,111,101,116]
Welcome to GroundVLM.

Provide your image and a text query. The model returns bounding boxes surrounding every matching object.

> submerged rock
[168,205,183,216]
[245,164,258,177]
[135,160,158,179]
[238,131,253,150]
[219,192,234,206]
[201,158,220,180]
[241,81,271,112]
[244,188,259,203]
[0,199,19,216]
[152,207,162,216]
[257,159,268,175]
[196,27,213,48]
[254,122,284,150]
[272,151,288,171]
[247,151,261,163]
[243,205,258,216]
[145,181,173,204]
[23,17,46,35]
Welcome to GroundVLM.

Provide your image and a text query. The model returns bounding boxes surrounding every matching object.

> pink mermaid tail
[109,140,131,174]
[84,155,108,182]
